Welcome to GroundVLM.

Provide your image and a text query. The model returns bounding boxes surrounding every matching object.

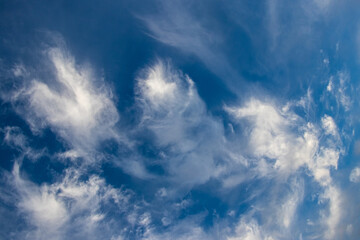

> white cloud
[320,185,342,239]
[226,97,342,180]
[9,161,133,240]
[136,60,227,186]
[8,45,121,160]
[321,115,338,137]
[225,98,318,175]
[137,60,188,114]
[2,126,28,151]
[327,77,333,91]
[12,162,68,239]
[138,62,177,105]
[2,126,45,161]
[326,71,352,112]
[337,71,352,111]
[349,167,360,183]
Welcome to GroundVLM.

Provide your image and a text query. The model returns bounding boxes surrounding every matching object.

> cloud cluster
[224,95,345,239]
[0,44,227,240]
[133,59,350,239]
[0,30,357,240]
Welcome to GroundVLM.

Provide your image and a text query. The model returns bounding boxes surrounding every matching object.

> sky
[1,0,360,239]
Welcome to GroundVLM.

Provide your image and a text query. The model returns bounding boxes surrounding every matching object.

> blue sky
[1,0,360,239]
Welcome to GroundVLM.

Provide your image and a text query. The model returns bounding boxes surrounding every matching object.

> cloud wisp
[138,1,241,90]
[6,45,121,162]
[135,60,227,188]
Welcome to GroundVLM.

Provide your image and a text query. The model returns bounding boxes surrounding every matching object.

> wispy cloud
[349,167,360,183]
[4,41,122,163]
[138,1,240,89]
[3,158,135,240]
[325,71,353,112]
[135,60,227,187]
